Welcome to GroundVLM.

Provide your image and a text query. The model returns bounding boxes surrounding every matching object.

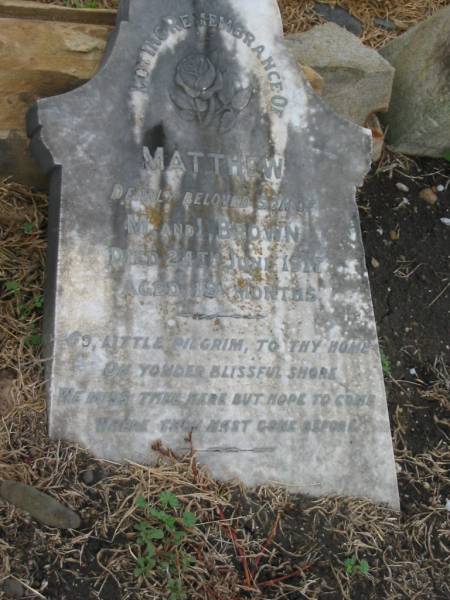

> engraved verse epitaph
[28,0,400,508]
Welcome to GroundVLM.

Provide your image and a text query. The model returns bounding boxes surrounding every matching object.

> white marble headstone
[28,0,399,508]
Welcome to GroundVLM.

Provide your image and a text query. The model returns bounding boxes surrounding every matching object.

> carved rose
[176,54,222,99]
[171,53,254,132]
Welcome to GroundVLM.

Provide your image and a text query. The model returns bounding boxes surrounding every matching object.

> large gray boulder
[379,6,450,157]
[286,23,395,126]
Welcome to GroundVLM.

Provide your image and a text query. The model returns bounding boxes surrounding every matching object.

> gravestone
[28,0,399,509]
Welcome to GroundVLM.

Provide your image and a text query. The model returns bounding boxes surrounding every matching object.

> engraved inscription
[131,12,289,119]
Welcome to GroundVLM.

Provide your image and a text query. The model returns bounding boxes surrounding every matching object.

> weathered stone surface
[0,14,112,185]
[379,6,450,157]
[0,480,81,529]
[29,0,399,508]
[286,23,395,126]
[314,2,363,36]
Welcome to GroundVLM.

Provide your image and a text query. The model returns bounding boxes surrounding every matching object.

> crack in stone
[179,313,266,320]
[178,446,276,453]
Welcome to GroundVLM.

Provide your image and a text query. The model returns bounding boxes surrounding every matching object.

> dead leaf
[389,228,400,241]
[419,188,438,206]
[300,64,324,95]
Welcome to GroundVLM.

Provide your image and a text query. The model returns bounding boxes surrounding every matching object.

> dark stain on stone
[144,123,166,155]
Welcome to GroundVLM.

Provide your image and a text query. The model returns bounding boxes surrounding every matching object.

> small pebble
[2,578,24,599]
[446,499,450,512]
[82,468,95,485]
[313,2,363,36]
[436,184,444,192]
[395,182,409,192]
[374,16,396,31]
[419,187,438,205]
[440,218,450,227]
[396,198,410,209]
[371,257,380,268]
[110,184,124,201]
[82,467,104,486]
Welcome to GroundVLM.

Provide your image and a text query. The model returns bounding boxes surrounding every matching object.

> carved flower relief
[176,55,221,99]
[170,54,254,133]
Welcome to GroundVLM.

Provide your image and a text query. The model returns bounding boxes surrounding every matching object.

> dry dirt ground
[1,1,450,599]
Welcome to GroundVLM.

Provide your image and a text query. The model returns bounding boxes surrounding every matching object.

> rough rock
[0,16,112,186]
[379,6,450,157]
[314,2,363,36]
[286,23,395,126]
[0,480,81,529]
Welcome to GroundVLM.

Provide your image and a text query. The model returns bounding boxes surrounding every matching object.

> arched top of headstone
[28,0,371,194]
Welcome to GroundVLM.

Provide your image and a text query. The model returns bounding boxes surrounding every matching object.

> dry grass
[0,178,449,599]
[29,0,450,48]
[279,0,450,47]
